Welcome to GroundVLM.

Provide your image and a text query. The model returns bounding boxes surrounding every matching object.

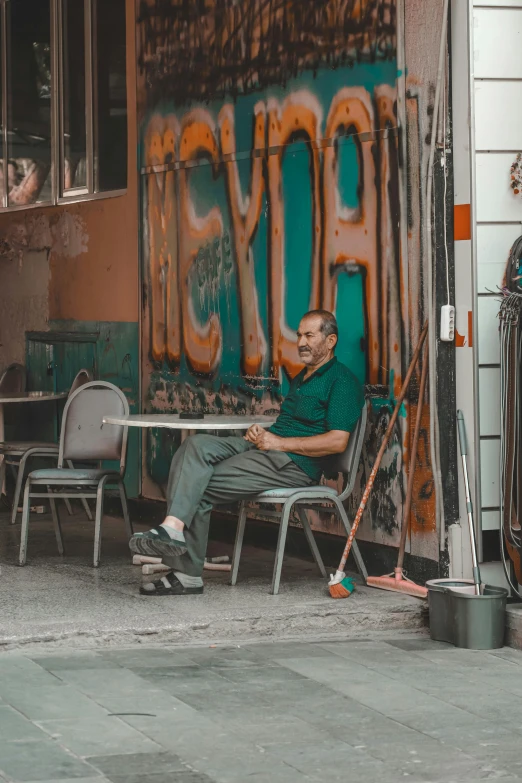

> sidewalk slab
[0,638,521,782]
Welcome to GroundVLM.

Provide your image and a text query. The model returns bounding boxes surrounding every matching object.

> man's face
[296,315,337,367]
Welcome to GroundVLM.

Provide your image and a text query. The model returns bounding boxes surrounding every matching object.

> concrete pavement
[0,509,425,650]
[1,637,522,782]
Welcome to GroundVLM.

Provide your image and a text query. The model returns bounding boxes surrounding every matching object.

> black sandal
[129,526,187,558]
[140,571,204,597]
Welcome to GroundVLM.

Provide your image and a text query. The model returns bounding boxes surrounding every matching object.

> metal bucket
[426,579,508,650]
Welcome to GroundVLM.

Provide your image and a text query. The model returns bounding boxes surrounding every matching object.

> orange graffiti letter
[178,110,223,375]
[323,88,379,383]
[219,103,267,376]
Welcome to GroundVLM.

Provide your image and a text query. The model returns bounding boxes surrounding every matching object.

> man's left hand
[253,430,284,452]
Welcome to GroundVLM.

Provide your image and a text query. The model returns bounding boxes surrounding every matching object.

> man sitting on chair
[131,310,364,596]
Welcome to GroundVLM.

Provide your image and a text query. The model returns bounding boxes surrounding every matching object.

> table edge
[102,415,276,429]
[0,393,68,403]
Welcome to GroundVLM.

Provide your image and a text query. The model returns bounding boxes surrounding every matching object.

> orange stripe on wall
[454,204,471,241]
[468,310,473,348]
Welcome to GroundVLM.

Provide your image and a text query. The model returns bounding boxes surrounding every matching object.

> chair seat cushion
[0,441,58,455]
[28,468,119,483]
[254,485,339,500]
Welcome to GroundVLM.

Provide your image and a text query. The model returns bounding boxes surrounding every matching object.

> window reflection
[7,0,52,205]
[94,0,127,192]
[0,0,128,210]
[62,0,87,191]
[0,8,3,206]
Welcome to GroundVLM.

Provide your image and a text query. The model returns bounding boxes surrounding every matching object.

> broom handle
[336,322,429,574]
[397,341,429,571]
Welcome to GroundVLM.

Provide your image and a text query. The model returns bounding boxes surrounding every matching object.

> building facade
[4,0,503,588]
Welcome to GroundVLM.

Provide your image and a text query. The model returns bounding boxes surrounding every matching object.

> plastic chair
[0,363,26,394]
[18,380,133,567]
[230,403,368,595]
[0,369,93,525]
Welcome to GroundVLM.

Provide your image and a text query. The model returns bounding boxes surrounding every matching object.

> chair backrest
[0,363,26,394]
[68,368,93,396]
[327,402,368,501]
[58,380,129,473]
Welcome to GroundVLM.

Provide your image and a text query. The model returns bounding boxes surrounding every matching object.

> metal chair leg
[93,477,109,568]
[64,498,74,516]
[10,461,24,525]
[119,480,133,537]
[0,457,5,501]
[271,503,292,596]
[296,506,327,578]
[80,497,93,521]
[8,461,18,483]
[48,488,64,555]
[230,502,247,586]
[0,456,5,500]
[336,499,368,581]
[19,481,32,566]
[66,461,93,520]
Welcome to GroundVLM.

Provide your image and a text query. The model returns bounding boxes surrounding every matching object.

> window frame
[0,0,127,212]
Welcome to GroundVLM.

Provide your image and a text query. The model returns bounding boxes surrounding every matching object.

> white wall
[451,0,475,578]
[473,1,522,539]
[450,0,522,580]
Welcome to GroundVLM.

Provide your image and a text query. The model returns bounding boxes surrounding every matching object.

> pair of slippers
[140,571,203,596]
[129,525,187,558]
[130,527,202,597]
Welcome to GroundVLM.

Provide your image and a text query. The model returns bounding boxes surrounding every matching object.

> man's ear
[327,334,338,351]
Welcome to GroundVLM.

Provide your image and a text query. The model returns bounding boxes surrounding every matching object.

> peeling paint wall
[0,249,49,367]
[0,209,91,366]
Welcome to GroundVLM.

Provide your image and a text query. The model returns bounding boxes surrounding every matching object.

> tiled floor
[1,638,522,782]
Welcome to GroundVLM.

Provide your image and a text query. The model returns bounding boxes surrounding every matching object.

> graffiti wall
[137,0,433,553]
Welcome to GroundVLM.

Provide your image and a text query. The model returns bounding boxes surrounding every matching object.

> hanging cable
[425,0,449,551]
[442,73,450,307]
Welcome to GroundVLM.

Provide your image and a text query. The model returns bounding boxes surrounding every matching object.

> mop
[329,322,428,599]
[456,410,481,595]
[365,340,429,598]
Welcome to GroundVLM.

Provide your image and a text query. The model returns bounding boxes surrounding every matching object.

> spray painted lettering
[143,87,401,387]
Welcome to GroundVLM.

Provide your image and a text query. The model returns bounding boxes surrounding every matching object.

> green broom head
[328,572,356,599]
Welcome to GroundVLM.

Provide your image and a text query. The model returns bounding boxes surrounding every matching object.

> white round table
[102,413,277,436]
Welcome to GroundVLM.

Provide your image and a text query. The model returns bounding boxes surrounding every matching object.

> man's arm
[245,426,349,456]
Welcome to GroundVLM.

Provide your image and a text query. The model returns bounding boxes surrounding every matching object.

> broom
[365,339,429,598]
[329,322,429,598]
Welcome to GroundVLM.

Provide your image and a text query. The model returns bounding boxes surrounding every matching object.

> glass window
[0,0,128,210]
[7,0,52,206]
[62,0,87,192]
[0,7,4,207]
[93,0,127,192]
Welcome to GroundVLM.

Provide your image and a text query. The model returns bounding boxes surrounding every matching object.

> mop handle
[336,322,429,574]
[457,410,468,456]
[456,410,481,594]
[397,340,429,571]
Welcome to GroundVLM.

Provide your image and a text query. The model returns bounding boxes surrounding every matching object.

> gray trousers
[162,434,313,576]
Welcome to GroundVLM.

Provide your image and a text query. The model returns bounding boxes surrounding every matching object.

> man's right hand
[244,424,264,444]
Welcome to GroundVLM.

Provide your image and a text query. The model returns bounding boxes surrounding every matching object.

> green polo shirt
[269,357,364,482]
